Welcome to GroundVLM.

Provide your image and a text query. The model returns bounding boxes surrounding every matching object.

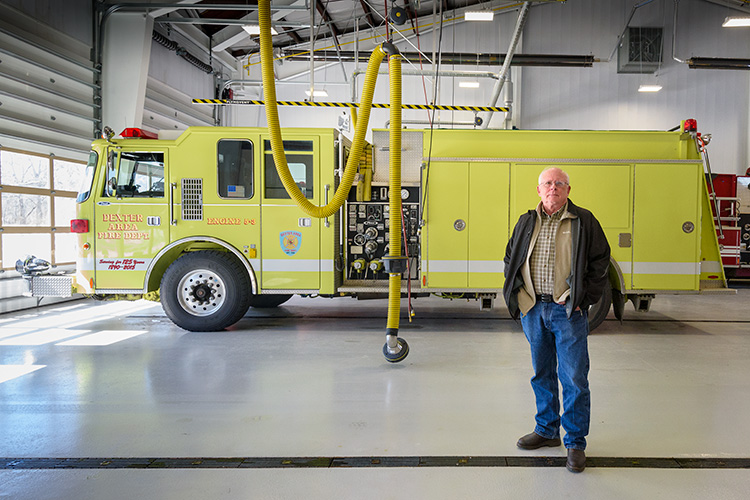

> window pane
[109,152,164,198]
[54,233,76,263]
[3,233,51,268]
[77,151,98,203]
[1,193,50,226]
[264,154,314,199]
[54,197,77,227]
[54,159,86,191]
[218,140,253,199]
[0,150,50,188]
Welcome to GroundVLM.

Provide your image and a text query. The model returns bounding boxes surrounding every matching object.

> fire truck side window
[104,152,165,198]
[76,151,98,203]
[217,140,253,199]
[263,140,314,199]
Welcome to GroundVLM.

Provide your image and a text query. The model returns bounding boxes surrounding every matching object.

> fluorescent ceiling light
[722,16,750,27]
[243,25,278,35]
[305,89,328,97]
[638,84,663,93]
[459,81,480,88]
[465,11,494,21]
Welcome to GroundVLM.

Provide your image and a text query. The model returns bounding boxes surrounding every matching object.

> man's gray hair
[538,167,570,185]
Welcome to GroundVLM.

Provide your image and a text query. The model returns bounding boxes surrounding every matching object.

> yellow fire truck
[19,119,730,336]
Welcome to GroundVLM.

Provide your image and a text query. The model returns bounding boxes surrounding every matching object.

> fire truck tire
[248,294,292,308]
[160,250,251,332]
[588,285,612,332]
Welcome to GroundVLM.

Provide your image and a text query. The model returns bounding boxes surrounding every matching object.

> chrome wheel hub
[177,269,227,316]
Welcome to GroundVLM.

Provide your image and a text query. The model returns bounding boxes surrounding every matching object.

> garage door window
[0,148,85,270]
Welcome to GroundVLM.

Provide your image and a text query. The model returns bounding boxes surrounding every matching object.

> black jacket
[502,199,611,319]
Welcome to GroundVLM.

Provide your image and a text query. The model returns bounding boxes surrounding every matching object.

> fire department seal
[280,230,302,256]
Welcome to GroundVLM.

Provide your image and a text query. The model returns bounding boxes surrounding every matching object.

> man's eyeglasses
[539,181,569,189]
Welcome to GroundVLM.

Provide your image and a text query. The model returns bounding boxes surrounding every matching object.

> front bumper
[22,275,75,297]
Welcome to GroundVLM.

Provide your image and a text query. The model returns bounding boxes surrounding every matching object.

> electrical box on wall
[618,27,663,74]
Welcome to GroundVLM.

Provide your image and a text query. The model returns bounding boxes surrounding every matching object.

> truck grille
[182,178,203,220]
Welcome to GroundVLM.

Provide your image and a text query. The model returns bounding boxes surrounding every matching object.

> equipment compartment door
[424,162,469,287]
[632,162,702,290]
[468,162,509,288]
[93,149,169,289]
[260,137,321,290]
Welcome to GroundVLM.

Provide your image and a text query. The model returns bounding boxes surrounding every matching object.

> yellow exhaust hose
[259,0,408,362]
[386,54,402,332]
[382,48,408,362]
[259,0,384,218]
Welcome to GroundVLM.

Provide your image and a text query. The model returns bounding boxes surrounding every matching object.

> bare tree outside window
[0,149,85,269]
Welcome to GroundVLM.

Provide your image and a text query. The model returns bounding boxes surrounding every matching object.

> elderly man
[503,167,610,473]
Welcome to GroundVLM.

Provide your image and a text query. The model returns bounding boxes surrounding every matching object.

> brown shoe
[516,432,562,450]
[566,448,586,473]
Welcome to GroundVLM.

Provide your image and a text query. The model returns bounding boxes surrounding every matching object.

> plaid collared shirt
[530,204,565,295]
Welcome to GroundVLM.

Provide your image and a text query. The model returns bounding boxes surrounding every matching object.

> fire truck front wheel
[161,250,251,332]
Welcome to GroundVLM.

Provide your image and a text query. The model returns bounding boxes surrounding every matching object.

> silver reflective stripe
[700,261,723,273]
[468,261,505,273]
[262,259,333,272]
[429,260,467,273]
[627,262,700,275]
[76,257,95,271]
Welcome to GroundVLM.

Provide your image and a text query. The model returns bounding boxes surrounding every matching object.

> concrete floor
[0,289,749,499]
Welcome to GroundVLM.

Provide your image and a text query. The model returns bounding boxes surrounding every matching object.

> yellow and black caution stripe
[192,98,508,113]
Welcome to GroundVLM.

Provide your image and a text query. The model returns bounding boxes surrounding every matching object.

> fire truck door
[259,138,321,290]
[425,162,469,287]
[632,162,702,290]
[425,161,510,288]
[93,149,170,290]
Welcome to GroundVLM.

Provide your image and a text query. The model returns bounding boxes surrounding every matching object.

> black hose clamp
[383,255,407,274]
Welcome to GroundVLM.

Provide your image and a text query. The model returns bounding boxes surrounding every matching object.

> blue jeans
[520,301,590,450]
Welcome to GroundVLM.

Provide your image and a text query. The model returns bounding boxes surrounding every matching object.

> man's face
[537,168,571,214]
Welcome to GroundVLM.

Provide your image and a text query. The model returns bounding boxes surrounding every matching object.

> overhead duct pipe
[285,51,595,67]
[481,2,530,129]
[673,0,750,69]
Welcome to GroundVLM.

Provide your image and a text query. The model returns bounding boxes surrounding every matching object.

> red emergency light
[70,219,89,233]
[120,128,158,139]
[683,119,697,132]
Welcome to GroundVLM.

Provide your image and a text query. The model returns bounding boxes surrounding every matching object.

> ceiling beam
[358,0,377,28]
[314,0,341,41]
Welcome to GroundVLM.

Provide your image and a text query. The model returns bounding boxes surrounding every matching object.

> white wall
[149,39,214,103]
[521,0,750,174]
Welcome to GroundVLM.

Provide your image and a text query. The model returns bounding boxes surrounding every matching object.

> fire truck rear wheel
[161,250,251,332]
[248,294,292,308]
[588,285,612,332]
